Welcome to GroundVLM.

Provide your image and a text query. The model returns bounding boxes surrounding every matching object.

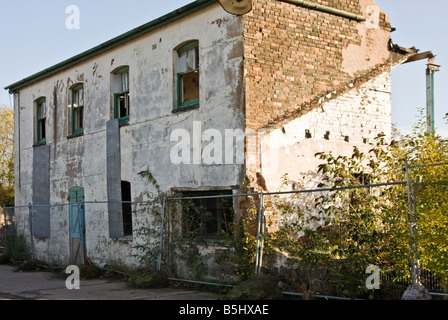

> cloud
[436,127,448,139]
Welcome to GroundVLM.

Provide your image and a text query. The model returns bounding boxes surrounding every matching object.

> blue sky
[1,0,447,137]
[376,0,448,138]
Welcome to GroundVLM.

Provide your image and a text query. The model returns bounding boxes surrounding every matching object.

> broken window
[113,67,130,124]
[36,98,46,144]
[176,41,199,110]
[181,190,233,239]
[70,84,84,135]
[121,181,133,236]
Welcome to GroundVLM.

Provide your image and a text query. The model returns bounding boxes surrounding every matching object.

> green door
[69,187,85,265]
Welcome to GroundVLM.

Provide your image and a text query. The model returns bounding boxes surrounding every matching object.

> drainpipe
[426,57,440,134]
[15,92,21,196]
[280,0,366,22]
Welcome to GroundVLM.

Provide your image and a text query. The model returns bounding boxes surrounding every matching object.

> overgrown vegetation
[133,171,261,284]
[131,112,447,299]
[2,227,31,262]
[132,270,169,288]
[268,110,448,298]
[0,106,14,209]
[225,274,283,300]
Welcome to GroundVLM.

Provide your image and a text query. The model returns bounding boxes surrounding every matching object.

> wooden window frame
[71,84,84,136]
[113,67,130,125]
[36,97,46,144]
[176,41,199,111]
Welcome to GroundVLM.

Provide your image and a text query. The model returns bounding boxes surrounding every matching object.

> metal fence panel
[1,161,446,299]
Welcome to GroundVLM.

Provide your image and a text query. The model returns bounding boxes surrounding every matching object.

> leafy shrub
[4,228,30,261]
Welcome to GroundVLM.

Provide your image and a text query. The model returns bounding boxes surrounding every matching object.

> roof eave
[5,0,216,94]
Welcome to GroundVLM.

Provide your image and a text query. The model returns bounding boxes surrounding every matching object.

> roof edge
[5,0,216,94]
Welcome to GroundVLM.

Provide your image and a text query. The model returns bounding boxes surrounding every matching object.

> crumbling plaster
[261,71,392,192]
[15,3,245,266]
[13,0,398,276]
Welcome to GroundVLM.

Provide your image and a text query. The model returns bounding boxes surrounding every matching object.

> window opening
[181,190,233,239]
[36,98,46,144]
[114,67,130,123]
[176,41,199,109]
[71,84,84,135]
[121,181,133,236]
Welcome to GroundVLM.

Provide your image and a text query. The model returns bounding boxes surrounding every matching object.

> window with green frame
[113,67,130,123]
[176,41,199,110]
[70,84,84,135]
[36,98,46,144]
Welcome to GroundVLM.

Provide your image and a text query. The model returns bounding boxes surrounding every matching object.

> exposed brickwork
[305,0,362,16]
[243,0,393,175]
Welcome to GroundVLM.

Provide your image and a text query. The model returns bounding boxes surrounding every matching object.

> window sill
[67,132,84,140]
[33,236,50,241]
[172,104,199,114]
[118,117,130,126]
[33,141,47,147]
[112,235,133,242]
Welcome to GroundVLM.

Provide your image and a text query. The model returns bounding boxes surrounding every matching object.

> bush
[79,264,103,279]
[0,254,9,264]
[225,274,284,300]
[16,260,41,272]
[133,270,169,288]
[3,228,30,261]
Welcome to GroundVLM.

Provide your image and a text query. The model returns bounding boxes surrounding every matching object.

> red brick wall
[243,0,392,177]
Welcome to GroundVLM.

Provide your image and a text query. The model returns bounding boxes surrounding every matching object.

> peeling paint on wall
[13,4,245,267]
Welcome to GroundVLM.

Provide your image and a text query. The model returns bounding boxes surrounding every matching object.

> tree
[400,112,448,284]
[0,105,14,208]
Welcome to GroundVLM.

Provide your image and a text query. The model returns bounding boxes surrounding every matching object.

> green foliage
[133,170,211,280]
[270,110,448,297]
[399,110,448,284]
[231,199,258,280]
[0,106,14,208]
[133,270,168,288]
[77,264,103,279]
[4,227,31,261]
[132,200,176,274]
[138,169,161,193]
[225,274,283,300]
[135,168,262,282]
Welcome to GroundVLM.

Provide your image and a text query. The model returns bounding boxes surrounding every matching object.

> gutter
[4,0,216,94]
[280,0,366,22]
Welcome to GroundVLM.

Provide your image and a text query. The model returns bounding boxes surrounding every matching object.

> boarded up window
[32,144,50,238]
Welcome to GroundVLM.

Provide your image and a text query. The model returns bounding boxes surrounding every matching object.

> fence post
[405,158,420,284]
[1,207,5,241]
[4,207,13,239]
[79,200,87,263]
[255,192,265,275]
[157,197,167,271]
[28,203,35,261]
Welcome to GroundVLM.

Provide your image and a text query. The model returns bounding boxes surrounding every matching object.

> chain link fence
[250,161,448,300]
